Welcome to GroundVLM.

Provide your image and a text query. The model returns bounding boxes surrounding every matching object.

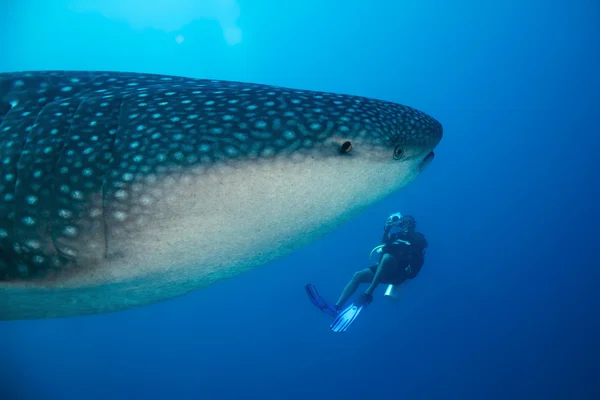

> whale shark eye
[393,145,404,160]
[340,141,352,154]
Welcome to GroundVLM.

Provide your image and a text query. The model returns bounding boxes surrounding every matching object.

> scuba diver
[306,212,428,332]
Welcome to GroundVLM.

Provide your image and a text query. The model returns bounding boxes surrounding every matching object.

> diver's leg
[365,254,398,296]
[335,268,374,309]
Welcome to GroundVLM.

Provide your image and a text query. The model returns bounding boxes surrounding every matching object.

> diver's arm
[381,226,392,243]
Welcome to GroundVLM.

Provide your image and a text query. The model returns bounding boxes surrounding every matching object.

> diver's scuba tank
[384,282,404,301]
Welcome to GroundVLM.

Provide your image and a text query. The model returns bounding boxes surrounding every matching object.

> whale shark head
[94,79,443,287]
[0,71,442,319]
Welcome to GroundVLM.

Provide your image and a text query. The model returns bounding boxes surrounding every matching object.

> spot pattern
[0,70,443,280]
[51,95,121,265]
[14,98,84,269]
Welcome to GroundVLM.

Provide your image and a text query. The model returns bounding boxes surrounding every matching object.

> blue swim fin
[305,284,338,318]
[329,302,364,332]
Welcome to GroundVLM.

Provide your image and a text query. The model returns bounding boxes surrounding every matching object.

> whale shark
[0,70,442,320]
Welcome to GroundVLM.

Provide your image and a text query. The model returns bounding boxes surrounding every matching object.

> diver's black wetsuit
[369,231,427,285]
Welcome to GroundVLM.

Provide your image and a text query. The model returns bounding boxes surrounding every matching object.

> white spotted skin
[0,71,442,320]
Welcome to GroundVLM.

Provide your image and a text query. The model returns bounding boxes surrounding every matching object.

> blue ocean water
[1,0,599,399]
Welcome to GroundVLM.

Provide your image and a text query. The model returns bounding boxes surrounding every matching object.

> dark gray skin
[0,71,442,320]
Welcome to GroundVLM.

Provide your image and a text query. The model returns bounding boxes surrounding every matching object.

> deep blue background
[1,0,599,399]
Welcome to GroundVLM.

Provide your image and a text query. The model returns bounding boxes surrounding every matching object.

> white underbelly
[0,154,423,319]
